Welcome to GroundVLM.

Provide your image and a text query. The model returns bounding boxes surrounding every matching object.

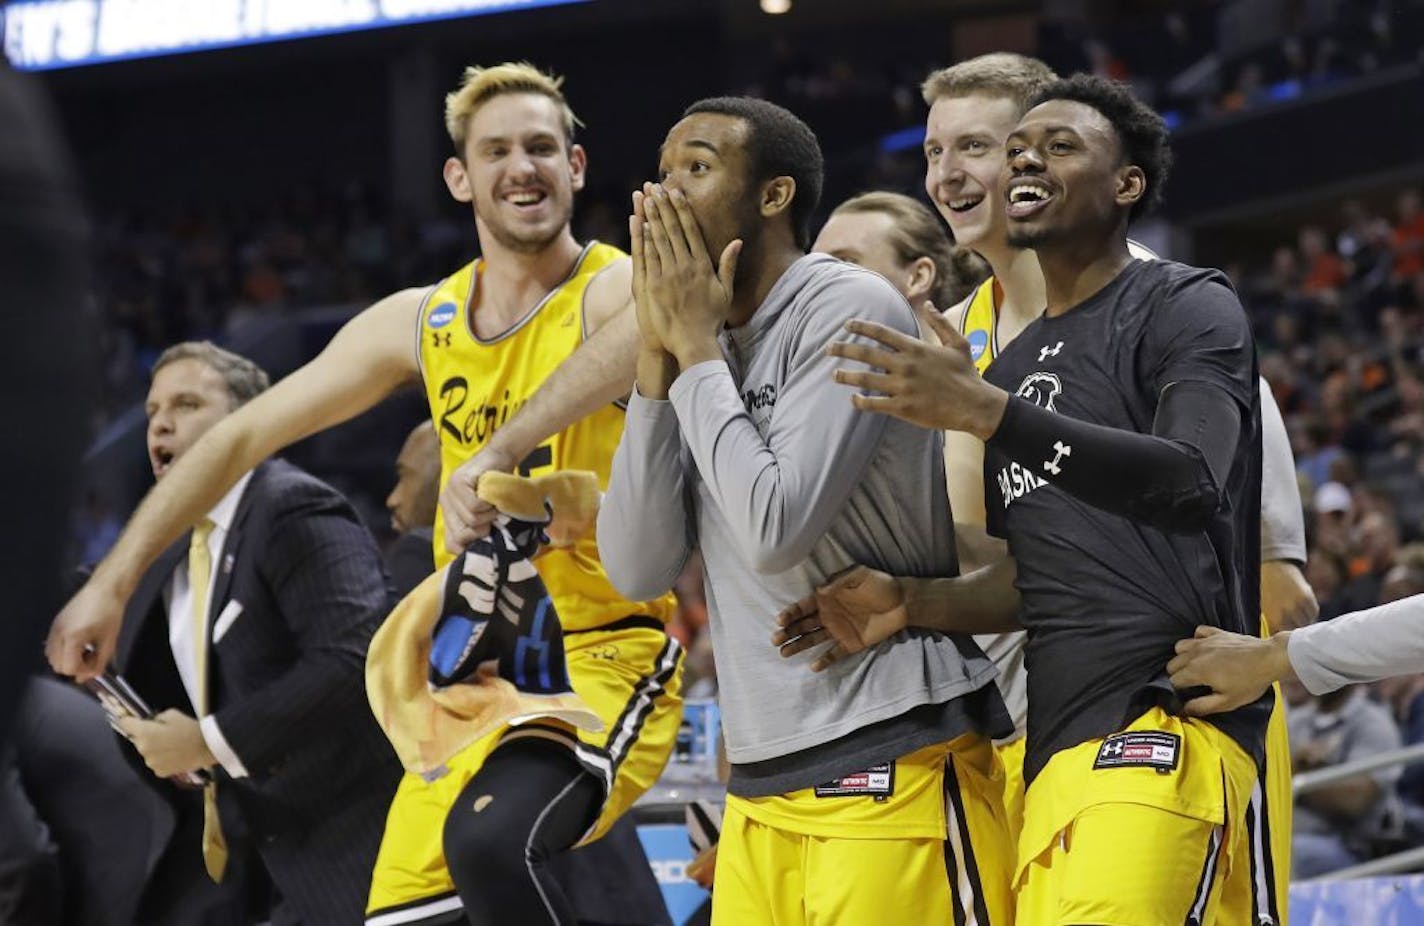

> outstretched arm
[832,276,1255,536]
[1168,593,1424,714]
[47,289,423,680]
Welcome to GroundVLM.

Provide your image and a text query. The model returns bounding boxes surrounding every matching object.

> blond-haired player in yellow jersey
[47,63,683,926]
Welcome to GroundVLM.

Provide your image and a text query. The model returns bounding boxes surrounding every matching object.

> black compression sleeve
[986,380,1242,534]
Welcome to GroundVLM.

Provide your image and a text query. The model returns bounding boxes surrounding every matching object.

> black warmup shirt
[983,258,1269,784]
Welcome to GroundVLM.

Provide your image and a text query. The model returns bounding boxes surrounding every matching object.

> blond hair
[444,62,582,154]
[831,192,989,308]
[921,53,1058,113]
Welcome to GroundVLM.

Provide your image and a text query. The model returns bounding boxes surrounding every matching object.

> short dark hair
[1027,75,1173,222]
[682,96,824,249]
[152,341,270,408]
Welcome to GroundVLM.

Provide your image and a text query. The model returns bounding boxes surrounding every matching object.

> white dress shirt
[166,470,254,778]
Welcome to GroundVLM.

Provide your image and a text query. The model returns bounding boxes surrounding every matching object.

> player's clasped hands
[628,182,740,368]
[828,304,1004,438]
[771,565,910,672]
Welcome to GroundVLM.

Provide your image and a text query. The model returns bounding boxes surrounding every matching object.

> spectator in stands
[1392,189,1424,282]
[1290,682,1405,877]
[1301,225,1347,296]
[1338,200,1395,293]
[1375,553,1424,808]
[1305,549,1350,623]
[1338,511,1402,613]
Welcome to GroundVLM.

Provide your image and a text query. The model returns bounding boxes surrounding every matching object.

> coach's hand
[47,578,125,683]
[828,303,1008,440]
[441,445,518,555]
[118,709,217,779]
[1167,625,1294,716]
[773,566,908,671]
[1260,559,1319,632]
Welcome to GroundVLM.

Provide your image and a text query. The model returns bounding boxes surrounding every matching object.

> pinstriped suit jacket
[116,458,401,923]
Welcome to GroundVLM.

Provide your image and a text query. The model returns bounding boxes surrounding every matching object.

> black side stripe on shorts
[1249,768,1282,924]
[943,759,992,926]
[942,800,968,926]
[1186,825,1222,926]
[1186,775,1228,926]
[575,636,683,793]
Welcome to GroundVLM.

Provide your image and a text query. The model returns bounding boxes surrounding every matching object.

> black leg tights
[442,736,604,926]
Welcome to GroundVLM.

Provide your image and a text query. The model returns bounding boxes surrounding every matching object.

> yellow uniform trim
[958,277,1001,376]
[417,242,675,632]
[368,246,685,921]
[714,736,1013,926]
[367,622,685,920]
[1016,706,1260,926]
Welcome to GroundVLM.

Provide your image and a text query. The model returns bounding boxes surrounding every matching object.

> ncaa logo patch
[427,301,457,329]
[966,329,989,361]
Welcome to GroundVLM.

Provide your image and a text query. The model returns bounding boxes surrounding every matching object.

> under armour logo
[1044,440,1071,476]
[1101,739,1124,758]
[1038,341,1064,361]
[431,331,452,348]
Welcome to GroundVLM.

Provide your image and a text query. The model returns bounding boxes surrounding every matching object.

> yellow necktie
[188,518,227,883]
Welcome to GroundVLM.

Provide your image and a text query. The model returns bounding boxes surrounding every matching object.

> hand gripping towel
[367,471,604,779]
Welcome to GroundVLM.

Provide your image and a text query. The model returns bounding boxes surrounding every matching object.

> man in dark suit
[114,341,401,925]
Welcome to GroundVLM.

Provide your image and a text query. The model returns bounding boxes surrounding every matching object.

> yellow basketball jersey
[417,241,676,631]
[957,277,1002,376]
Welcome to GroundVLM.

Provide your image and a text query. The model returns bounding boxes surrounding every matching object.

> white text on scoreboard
[3,0,587,70]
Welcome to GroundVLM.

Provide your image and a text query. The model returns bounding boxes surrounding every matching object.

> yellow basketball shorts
[1250,614,1293,926]
[365,620,683,924]
[1016,706,1261,926]
[1221,684,1290,926]
[996,735,1027,855]
[712,735,1014,926]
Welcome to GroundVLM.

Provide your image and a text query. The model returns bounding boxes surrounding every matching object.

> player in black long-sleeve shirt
[780,76,1269,924]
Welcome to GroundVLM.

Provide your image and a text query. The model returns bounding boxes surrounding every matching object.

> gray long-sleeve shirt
[1259,376,1307,564]
[599,254,1002,793]
[1291,595,1424,694]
